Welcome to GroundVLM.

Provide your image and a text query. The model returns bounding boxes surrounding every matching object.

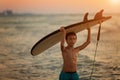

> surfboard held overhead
[31,16,112,56]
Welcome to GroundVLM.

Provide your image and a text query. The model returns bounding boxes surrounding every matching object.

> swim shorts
[59,71,80,80]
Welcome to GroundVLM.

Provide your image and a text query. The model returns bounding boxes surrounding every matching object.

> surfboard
[31,16,111,56]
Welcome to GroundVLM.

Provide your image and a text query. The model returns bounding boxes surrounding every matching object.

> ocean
[0,14,120,80]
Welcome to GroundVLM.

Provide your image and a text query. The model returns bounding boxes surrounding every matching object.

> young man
[59,27,91,80]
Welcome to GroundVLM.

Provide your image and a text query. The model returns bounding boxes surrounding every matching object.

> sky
[0,0,120,14]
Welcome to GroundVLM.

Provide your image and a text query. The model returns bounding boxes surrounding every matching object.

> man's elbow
[87,40,91,45]
[88,40,91,44]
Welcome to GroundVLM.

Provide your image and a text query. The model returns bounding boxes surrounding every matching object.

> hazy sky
[0,0,120,14]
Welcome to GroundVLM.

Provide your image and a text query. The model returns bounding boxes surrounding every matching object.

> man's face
[66,35,77,47]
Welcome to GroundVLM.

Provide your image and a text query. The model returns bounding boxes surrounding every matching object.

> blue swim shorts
[59,71,80,80]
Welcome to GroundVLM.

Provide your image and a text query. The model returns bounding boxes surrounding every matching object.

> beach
[0,14,120,80]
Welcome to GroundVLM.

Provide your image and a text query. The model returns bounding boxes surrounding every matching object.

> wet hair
[66,32,77,40]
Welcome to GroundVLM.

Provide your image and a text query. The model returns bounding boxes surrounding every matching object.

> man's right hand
[60,27,66,34]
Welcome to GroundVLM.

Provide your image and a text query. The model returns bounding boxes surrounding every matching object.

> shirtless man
[59,27,91,80]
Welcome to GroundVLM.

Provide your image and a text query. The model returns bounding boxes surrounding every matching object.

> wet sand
[0,25,120,80]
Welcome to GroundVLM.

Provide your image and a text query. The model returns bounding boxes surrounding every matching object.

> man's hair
[66,32,77,40]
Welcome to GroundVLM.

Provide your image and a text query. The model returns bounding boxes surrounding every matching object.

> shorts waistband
[62,71,76,74]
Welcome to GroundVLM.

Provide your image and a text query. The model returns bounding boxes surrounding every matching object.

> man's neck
[67,45,74,49]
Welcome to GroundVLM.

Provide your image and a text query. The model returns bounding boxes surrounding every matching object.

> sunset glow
[110,0,120,4]
[0,0,119,14]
